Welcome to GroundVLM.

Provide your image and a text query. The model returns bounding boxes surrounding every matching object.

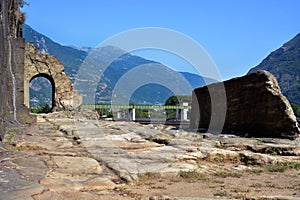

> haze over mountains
[23,24,300,106]
[23,24,216,105]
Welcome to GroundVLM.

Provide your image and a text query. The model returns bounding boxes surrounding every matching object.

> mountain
[23,24,215,105]
[179,72,217,88]
[29,77,52,107]
[248,33,300,105]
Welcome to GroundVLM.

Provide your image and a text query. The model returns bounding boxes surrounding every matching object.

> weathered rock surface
[190,70,300,139]
[0,0,36,142]
[24,43,82,110]
[1,113,118,199]
[1,110,299,199]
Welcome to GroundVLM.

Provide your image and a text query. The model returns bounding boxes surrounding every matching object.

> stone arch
[24,43,82,111]
[29,73,55,109]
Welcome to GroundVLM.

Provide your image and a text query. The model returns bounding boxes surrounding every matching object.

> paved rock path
[0,110,299,199]
[0,111,119,199]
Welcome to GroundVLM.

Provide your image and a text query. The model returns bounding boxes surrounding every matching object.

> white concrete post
[181,102,189,121]
[117,111,121,119]
[129,108,136,121]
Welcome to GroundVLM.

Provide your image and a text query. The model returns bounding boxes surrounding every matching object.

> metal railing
[81,104,191,110]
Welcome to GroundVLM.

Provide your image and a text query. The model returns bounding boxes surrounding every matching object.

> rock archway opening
[29,74,55,113]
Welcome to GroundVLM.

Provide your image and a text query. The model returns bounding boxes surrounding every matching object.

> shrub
[30,104,51,114]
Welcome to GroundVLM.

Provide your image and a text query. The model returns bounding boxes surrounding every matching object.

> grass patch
[265,161,300,172]
[212,179,225,184]
[264,182,277,188]
[114,185,128,192]
[250,183,263,188]
[287,161,300,169]
[231,155,242,163]
[178,170,208,181]
[4,132,17,144]
[195,132,203,138]
[5,144,44,152]
[265,164,287,172]
[256,139,265,144]
[213,191,227,197]
[251,182,277,188]
[196,158,202,167]
[287,184,300,191]
[231,187,250,193]
[213,156,225,163]
[151,185,166,190]
[270,150,278,156]
[214,171,242,178]
[4,127,19,144]
[137,172,158,185]
[246,168,264,174]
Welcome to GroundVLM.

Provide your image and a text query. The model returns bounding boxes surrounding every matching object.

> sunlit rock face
[190,70,300,139]
[0,0,35,141]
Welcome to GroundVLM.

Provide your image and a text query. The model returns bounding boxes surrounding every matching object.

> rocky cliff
[190,70,300,139]
[248,33,300,105]
[0,0,35,142]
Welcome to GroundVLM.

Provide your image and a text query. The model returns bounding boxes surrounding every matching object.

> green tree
[165,96,192,119]
[96,107,113,118]
[165,96,179,119]
[135,109,149,119]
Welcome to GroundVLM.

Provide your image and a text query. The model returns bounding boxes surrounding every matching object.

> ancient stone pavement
[0,110,300,199]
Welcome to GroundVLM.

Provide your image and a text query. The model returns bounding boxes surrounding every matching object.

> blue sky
[22,0,300,80]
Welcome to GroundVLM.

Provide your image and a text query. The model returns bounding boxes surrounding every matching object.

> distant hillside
[23,24,215,105]
[248,33,300,105]
[92,46,217,104]
[179,72,217,88]
[23,24,87,82]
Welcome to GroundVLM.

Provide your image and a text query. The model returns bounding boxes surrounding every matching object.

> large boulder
[190,70,300,139]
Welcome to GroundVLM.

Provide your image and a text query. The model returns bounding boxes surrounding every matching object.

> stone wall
[190,70,300,139]
[0,0,35,141]
[24,43,82,111]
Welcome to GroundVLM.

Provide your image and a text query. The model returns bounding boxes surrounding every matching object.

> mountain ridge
[23,24,212,105]
[23,24,88,82]
[248,33,300,105]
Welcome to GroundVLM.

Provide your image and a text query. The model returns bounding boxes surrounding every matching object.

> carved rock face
[190,70,300,139]
[24,43,82,111]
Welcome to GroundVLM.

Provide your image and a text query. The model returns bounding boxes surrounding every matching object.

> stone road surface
[0,110,299,199]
